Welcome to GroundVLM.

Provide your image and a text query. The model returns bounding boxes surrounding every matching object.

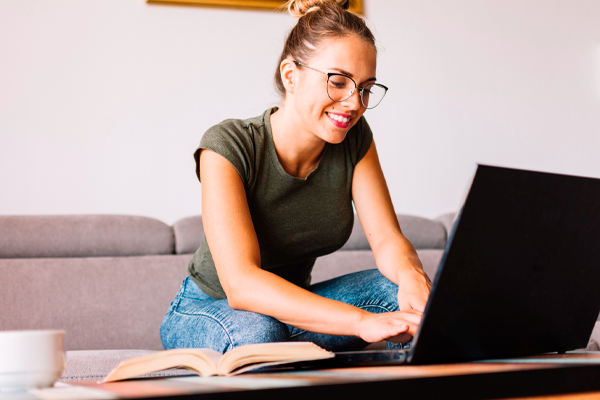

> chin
[328,136,347,144]
[324,122,356,144]
[322,130,349,144]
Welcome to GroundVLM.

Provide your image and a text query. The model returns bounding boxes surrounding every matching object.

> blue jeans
[160,269,404,353]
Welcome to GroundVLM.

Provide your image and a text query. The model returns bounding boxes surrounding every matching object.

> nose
[341,88,362,110]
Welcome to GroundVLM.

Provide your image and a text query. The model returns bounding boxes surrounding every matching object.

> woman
[161,0,431,353]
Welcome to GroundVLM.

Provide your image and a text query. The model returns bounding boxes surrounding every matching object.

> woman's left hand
[396,266,432,314]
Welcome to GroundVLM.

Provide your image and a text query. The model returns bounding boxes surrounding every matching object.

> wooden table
[27,353,600,400]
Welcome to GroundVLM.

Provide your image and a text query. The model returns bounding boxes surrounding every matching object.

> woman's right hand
[356,309,423,344]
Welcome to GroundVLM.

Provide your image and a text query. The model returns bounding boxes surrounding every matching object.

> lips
[326,112,352,128]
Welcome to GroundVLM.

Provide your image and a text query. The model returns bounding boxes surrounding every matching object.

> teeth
[327,113,350,123]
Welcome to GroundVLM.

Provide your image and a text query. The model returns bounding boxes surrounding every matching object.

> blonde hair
[274,0,376,97]
[286,0,349,18]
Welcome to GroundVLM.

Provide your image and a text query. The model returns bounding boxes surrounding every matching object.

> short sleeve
[345,116,374,167]
[194,119,255,188]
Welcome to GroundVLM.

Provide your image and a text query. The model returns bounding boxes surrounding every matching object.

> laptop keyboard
[332,349,409,367]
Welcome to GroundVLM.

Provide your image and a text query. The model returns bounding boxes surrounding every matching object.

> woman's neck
[270,105,327,179]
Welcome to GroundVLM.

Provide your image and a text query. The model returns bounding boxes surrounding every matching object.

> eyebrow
[330,68,377,83]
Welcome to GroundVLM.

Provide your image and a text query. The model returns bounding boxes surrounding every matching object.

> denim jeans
[160,269,405,353]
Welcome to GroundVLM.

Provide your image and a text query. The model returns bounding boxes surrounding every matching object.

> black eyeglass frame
[293,60,388,109]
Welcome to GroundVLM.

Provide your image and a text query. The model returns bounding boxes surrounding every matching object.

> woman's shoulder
[202,108,272,147]
[195,108,275,186]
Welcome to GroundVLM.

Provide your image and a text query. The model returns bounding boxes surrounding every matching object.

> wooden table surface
[25,353,600,400]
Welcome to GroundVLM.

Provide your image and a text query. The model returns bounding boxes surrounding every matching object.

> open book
[103,342,334,381]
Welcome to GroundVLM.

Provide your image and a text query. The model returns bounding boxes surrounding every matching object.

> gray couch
[0,213,596,382]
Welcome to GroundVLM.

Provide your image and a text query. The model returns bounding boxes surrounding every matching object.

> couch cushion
[0,215,175,258]
[416,249,444,281]
[0,254,190,350]
[312,251,377,284]
[342,215,447,251]
[172,216,204,255]
[173,214,446,255]
[311,249,443,284]
[435,212,457,238]
[398,216,447,249]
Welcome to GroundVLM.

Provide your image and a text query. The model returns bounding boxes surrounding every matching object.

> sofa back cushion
[312,249,445,284]
[172,216,203,255]
[0,215,174,258]
[342,215,447,250]
[0,254,189,350]
[172,214,447,255]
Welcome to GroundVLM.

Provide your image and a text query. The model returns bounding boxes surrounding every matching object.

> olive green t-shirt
[188,107,373,300]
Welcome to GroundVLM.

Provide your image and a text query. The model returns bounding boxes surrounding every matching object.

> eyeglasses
[294,61,388,109]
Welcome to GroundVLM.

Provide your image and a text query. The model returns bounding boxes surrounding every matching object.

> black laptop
[332,164,600,366]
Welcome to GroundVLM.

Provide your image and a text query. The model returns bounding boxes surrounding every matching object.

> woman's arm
[351,141,431,313]
[200,149,421,343]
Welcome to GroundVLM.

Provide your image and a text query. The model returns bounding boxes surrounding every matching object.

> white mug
[0,330,65,392]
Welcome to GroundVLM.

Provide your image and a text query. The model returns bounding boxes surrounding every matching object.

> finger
[382,317,420,338]
[398,317,420,336]
[393,307,424,316]
[399,297,428,313]
[389,310,423,324]
[398,320,419,337]
[386,332,413,343]
[409,298,428,313]
[385,323,410,340]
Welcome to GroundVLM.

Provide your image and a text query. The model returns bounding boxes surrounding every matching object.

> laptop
[331,164,600,366]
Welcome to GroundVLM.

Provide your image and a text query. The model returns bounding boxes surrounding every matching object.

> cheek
[298,89,328,114]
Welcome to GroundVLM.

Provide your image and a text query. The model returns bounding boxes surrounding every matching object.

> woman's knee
[313,269,399,313]
[160,307,290,353]
[225,310,290,348]
[355,270,399,313]
[160,310,233,352]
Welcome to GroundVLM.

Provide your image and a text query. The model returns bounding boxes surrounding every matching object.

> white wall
[1,0,599,224]
[367,0,600,219]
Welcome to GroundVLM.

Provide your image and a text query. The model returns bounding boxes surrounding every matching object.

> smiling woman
[159,0,431,355]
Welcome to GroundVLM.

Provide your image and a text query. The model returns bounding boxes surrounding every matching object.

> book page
[103,348,223,382]
[217,342,334,376]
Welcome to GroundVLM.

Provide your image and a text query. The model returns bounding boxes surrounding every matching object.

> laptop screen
[409,165,600,364]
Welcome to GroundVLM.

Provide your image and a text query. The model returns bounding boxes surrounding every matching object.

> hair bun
[286,0,350,19]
